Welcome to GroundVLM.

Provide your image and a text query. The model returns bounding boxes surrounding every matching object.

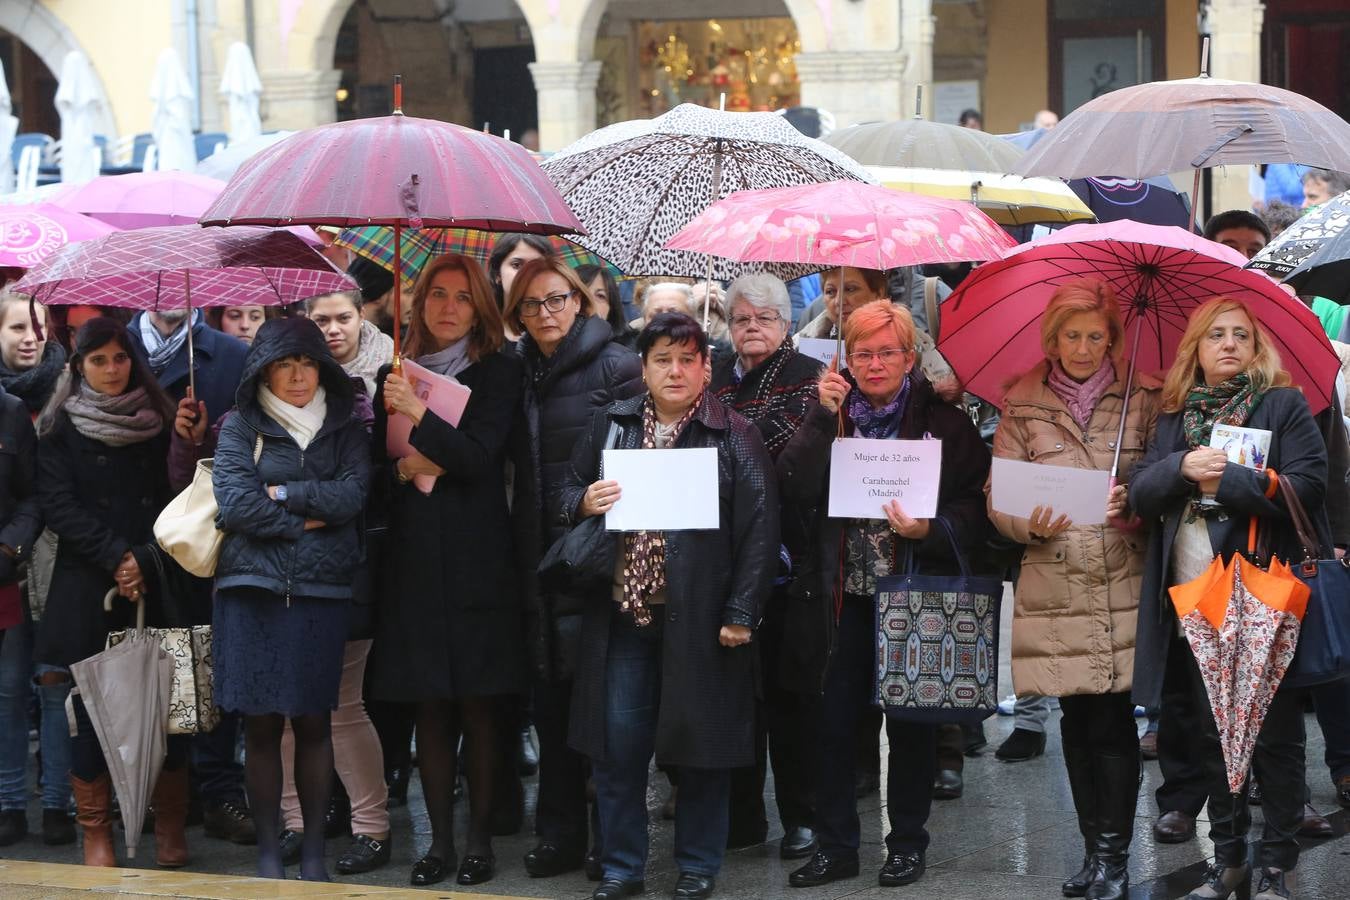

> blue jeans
[1,622,73,811]
[591,609,730,881]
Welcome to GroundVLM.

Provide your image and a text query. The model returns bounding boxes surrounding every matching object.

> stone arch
[0,0,117,138]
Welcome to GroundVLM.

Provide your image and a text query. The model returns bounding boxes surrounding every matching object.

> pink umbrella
[938,220,1341,477]
[54,171,227,229]
[13,224,355,396]
[0,203,116,267]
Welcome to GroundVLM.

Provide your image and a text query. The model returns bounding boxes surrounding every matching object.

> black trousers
[813,595,936,859]
[1059,692,1139,755]
[534,676,591,853]
[1155,630,1210,817]
[728,591,819,839]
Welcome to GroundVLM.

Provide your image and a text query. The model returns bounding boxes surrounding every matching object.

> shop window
[636,18,800,116]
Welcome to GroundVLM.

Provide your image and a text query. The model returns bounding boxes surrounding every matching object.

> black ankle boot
[1061,742,1097,898]
[1085,751,1138,900]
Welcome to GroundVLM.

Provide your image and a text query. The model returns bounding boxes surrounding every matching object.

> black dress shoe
[933,769,963,800]
[410,854,453,886]
[1152,810,1196,843]
[42,808,75,846]
[336,833,391,874]
[525,841,585,877]
[0,810,26,846]
[593,877,646,899]
[585,846,603,881]
[878,850,925,887]
[456,853,496,885]
[995,728,1047,762]
[789,851,860,887]
[674,872,716,898]
[779,825,818,860]
[279,828,303,866]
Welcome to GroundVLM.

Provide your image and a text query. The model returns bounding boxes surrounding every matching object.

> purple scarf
[1046,357,1115,430]
[847,375,912,439]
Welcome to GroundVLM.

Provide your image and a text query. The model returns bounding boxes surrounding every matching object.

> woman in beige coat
[986,280,1160,900]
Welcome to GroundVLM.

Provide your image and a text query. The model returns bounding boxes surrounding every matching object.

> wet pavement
[2,587,1346,899]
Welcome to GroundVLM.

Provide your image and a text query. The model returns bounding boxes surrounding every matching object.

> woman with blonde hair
[987,279,1159,900]
[777,300,991,891]
[1131,297,1328,900]
[369,254,526,887]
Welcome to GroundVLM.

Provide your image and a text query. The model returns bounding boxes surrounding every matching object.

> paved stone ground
[3,589,1346,899]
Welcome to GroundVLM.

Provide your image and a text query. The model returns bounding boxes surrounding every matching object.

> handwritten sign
[828,438,941,520]
[990,457,1110,526]
[603,447,719,531]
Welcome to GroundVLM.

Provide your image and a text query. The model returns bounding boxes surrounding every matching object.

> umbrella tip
[1199,36,1211,78]
[392,75,403,115]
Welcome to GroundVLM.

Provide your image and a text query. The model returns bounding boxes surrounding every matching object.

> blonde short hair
[843,300,915,355]
[1040,279,1125,363]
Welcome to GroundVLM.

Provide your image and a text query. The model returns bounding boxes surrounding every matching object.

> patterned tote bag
[873,517,1002,723]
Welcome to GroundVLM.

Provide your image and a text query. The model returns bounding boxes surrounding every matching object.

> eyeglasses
[729,312,783,329]
[518,291,575,317]
[846,348,911,368]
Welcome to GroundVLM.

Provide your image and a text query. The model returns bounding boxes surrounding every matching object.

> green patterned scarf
[1182,372,1257,448]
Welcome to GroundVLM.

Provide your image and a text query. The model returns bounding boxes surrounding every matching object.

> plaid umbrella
[1247,190,1350,280]
[335,226,619,291]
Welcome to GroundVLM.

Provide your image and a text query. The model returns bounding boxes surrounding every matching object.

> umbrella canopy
[149,49,197,173]
[0,203,116,267]
[68,598,173,858]
[200,114,582,231]
[542,103,873,279]
[0,57,17,194]
[219,42,263,146]
[12,224,355,310]
[1068,176,1192,228]
[55,51,102,185]
[336,226,617,292]
[1013,76,1350,180]
[824,119,1021,171]
[54,171,225,229]
[1170,554,1307,793]
[868,166,1094,226]
[1283,226,1350,303]
[195,131,293,182]
[938,221,1341,413]
[1247,189,1349,280]
[665,181,1016,276]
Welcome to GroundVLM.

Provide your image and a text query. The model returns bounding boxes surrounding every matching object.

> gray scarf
[417,335,472,379]
[63,381,164,447]
[344,320,394,395]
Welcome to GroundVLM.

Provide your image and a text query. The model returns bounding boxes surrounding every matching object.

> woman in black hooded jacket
[211,316,371,882]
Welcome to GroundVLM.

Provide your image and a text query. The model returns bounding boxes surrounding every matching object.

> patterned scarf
[343,320,394,396]
[137,310,200,375]
[620,393,704,626]
[846,375,912,439]
[1046,357,1116,430]
[1182,373,1258,448]
[63,381,164,447]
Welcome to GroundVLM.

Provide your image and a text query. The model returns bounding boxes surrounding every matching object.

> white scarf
[258,384,328,450]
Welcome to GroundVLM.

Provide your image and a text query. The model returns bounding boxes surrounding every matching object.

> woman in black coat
[33,317,178,868]
[775,300,991,892]
[506,257,642,876]
[560,313,778,900]
[1129,298,1328,900]
[369,254,525,888]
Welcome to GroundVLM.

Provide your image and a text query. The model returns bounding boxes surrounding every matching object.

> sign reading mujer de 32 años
[828,438,942,520]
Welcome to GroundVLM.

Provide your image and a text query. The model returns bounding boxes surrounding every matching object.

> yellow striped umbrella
[868,166,1094,227]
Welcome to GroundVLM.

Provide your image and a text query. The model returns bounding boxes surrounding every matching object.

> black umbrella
[1284,227,1350,303]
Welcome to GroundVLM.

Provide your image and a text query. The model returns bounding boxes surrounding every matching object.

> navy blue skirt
[212,587,347,717]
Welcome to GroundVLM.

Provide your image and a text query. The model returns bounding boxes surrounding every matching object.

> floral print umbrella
[1169,554,1309,793]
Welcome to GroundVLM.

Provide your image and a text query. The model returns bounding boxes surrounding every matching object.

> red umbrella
[199,81,582,361]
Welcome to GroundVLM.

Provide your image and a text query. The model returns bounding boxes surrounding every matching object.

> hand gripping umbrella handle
[103,586,147,632]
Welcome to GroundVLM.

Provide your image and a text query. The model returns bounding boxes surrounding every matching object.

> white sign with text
[828,438,941,520]
[990,457,1110,526]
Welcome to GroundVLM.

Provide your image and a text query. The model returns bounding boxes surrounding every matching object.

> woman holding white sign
[776,300,991,891]
[986,280,1160,900]
[560,312,778,900]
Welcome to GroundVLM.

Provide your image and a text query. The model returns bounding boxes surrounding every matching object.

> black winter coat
[213,318,371,601]
[369,350,528,701]
[35,420,173,667]
[0,389,42,581]
[1128,387,1331,709]
[775,374,993,696]
[515,316,643,680]
[561,393,779,769]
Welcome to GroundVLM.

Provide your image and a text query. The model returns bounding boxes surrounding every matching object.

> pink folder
[384,358,472,494]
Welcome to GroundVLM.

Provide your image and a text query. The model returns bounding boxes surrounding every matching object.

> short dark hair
[958,108,982,126]
[487,234,557,306]
[575,263,627,334]
[1203,209,1270,242]
[637,312,709,361]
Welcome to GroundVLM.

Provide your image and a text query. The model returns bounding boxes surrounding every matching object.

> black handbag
[1259,476,1350,688]
[537,423,621,594]
[873,517,1003,723]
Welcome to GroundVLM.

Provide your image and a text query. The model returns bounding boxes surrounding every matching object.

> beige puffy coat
[986,361,1161,697]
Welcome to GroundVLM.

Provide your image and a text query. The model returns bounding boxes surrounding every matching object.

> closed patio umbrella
[219,42,263,146]
[55,51,102,185]
[150,49,197,173]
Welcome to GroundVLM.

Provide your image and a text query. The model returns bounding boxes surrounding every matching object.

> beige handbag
[154,435,262,578]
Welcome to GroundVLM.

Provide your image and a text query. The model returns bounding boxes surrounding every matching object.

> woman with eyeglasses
[710,273,824,858]
[504,257,643,879]
[777,300,991,891]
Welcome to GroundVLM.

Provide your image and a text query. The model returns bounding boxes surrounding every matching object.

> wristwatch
[274,485,288,503]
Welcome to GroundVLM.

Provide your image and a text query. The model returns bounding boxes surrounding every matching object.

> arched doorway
[0,29,58,136]
[0,3,114,140]
[328,0,464,123]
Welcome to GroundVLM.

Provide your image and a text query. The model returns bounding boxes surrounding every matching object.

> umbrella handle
[103,587,147,632]
[1106,475,1143,532]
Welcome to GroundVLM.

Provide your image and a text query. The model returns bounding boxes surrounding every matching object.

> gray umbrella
[823,118,1021,171]
[541,103,873,281]
[1248,190,1350,279]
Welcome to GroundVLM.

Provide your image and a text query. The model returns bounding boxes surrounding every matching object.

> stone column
[900,0,936,118]
[528,60,602,152]
[1205,0,1266,213]
[794,51,910,130]
[259,69,342,130]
